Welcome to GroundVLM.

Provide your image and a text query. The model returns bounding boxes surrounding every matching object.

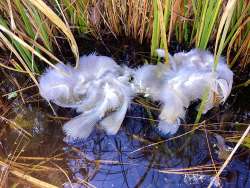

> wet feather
[39,54,134,139]
[133,49,233,135]
[39,49,233,139]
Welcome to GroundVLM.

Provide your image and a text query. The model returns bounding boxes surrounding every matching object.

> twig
[204,123,218,175]
[10,169,58,188]
[208,124,250,188]
[129,124,203,154]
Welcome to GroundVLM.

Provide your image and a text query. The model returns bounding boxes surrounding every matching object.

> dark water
[1,98,250,188]
[0,38,250,188]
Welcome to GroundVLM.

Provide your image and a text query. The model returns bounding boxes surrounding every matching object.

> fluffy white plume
[132,63,169,98]
[158,120,181,135]
[63,91,115,139]
[100,78,134,135]
[156,48,166,58]
[39,54,134,139]
[133,48,233,135]
[39,63,79,107]
[39,49,233,139]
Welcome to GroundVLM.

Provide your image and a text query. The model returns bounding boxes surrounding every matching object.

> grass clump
[0,0,249,72]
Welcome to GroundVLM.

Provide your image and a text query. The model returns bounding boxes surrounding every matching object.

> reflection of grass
[158,163,222,175]
[1,84,249,187]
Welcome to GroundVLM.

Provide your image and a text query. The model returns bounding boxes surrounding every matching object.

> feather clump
[39,54,134,139]
[39,49,233,139]
[133,49,233,135]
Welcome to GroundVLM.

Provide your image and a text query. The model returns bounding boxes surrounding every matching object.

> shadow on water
[0,37,250,188]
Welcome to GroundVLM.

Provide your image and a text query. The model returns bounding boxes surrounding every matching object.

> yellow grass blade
[0,31,38,86]
[0,24,68,76]
[157,0,169,63]
[11,169,58,188]
[227,17,250,67]
[214,0,237,68]
[27,0,79,68]
[208,124,250,188]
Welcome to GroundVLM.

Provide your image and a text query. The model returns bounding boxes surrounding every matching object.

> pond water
[0,38,250,188]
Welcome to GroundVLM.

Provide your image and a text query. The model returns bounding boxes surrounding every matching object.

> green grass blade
[214,0,238,69]
[30,8,52,51]
[199,0,222,49]
[151,0,160,57]
[14,0,35,39]
[194,87,210,124]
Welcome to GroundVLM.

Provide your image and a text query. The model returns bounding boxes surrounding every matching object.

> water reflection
[1,81,250,188]
[63,104,250,188]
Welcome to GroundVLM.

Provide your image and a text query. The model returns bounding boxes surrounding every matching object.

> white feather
[132,64,169,99]
[74,81,104,112]
[63,112,98,139]
[39,63,81,107]
[39,54,134,139]
[135,48,233,135]
[78,54,121,79]
[156,48,166,58]
[100,100,128,135]
[39,50,233,139]
[100,78,134,135]
[158,120,181,135]
[63,91,114,139]
[158,90,186,127]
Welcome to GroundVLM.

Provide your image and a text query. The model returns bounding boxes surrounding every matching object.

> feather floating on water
[133,48,233,135]
[39,54,134,139]
[39,49,233,139]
